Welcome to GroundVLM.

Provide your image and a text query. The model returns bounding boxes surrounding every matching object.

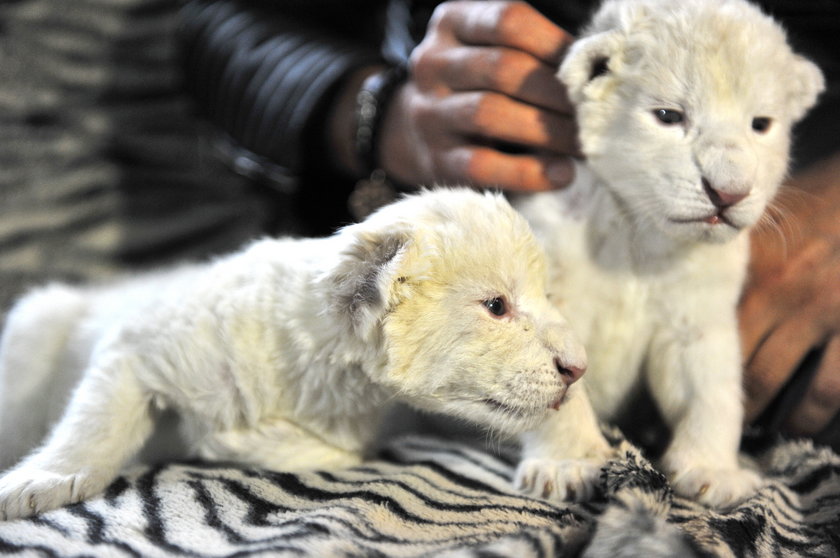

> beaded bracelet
[349,64,408,220]
[354,64,407,175]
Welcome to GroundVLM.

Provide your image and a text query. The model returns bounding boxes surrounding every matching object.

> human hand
[378,0,579,192]
[739,154,840,439]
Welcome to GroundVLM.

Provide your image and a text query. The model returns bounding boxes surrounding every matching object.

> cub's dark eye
[483,297,508,317]
[653,108,684,125]
[752,117,772,133]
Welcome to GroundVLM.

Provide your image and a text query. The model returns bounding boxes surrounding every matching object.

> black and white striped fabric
[0,0,278,317]
[1,1,839,555]
[0,434,837,557]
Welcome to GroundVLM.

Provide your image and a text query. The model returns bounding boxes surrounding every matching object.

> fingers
[434,0,574,64]
[382,0,579,191]
[379,83,578,190]
[440,46,574,113]
[737,271,782,365]
[418,1,574,112]
[440,146,575,192]
[742,314,825,423]
[784,337,840,435]
[740,236,840,422]
[445,91,579,156]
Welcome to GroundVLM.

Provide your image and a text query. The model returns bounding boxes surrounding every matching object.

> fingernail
[547,159,575,188]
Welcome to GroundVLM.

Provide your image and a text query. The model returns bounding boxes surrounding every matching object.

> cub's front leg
[0,354,156,520]
[647,322,763,509]
[515,382,614,502]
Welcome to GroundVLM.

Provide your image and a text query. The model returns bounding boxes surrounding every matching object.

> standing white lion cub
[514,0,824,508]
[0,188,587,520]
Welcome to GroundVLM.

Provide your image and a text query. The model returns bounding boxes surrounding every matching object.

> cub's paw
[669,466,763,509]
[514,458,603,502]
[0,467,108,520]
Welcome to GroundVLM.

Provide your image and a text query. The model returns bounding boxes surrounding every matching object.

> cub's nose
[702,177,749,208]
[555,357,586,385]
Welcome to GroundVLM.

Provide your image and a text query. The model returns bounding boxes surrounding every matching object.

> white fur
[513,0,824,509]
[0,188,587,520]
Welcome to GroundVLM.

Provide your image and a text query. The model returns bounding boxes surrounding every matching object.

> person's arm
[181,0,582,201]
[178,0,386,189]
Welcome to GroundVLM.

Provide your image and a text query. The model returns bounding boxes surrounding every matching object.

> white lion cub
[514,0,824,508]
[0,188,587,520]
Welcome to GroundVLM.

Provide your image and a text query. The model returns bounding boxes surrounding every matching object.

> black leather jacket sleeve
[178,0,838,223]
[179,0,387,193]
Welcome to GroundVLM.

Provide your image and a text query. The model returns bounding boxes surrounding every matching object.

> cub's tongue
[550,393,566,411]
[704,215,721,225]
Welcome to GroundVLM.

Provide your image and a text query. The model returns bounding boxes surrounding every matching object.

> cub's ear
[558,30,624,104]
[787,55,824,123]
[327,229,410,342]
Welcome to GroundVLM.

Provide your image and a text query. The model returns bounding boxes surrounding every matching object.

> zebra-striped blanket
[1,1,838,555]
[0,434,837,557]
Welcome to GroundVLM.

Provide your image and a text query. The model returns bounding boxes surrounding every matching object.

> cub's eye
[482,297,508,317]
[751,117,772,133]
[653,108,684,125]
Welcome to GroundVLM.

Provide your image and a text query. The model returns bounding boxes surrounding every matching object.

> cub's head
[330,188,586,435]
[560,0,824,243]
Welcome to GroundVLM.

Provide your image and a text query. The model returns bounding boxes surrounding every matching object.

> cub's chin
[429,394,564,436]
[665,217,744,244]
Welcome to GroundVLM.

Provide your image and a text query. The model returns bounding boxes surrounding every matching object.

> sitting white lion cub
[0,188,587,520]
[514,0,824,508]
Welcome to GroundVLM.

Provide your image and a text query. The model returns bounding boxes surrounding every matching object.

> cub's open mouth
[549,391,566,410]
[701,213,737,227]
[671,213,739,229]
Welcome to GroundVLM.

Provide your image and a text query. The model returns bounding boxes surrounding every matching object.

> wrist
[326,64,409,181]
[346,64,411,221]
[327,65,383,177]
[354,64,409,177]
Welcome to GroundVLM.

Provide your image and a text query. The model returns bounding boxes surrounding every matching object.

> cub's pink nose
[702,177,749,208]
[555,358,586,385]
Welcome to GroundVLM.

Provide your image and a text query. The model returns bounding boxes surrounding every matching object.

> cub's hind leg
[0,353,156,520]
[195,417,365,472]
[0,285,89,470]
